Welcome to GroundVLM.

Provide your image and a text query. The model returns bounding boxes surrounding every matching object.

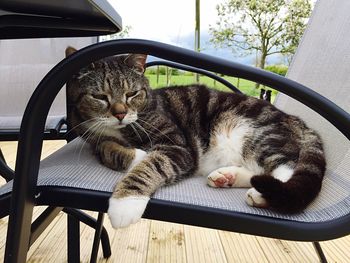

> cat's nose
[115,113,126,121]
[111,103,128,121]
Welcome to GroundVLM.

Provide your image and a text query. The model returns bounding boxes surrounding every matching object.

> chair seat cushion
[1,138,349,223]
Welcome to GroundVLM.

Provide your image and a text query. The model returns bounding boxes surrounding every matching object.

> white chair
[0,37,96,141]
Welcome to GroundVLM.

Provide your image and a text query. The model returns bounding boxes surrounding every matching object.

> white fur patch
[108,195,149,228]
[197,121,263,176]
[197,122,249,176]
[129,149,147,170]
[272,165,294,183]
[246,188,268,208]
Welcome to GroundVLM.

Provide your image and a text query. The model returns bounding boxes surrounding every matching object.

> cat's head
[66,47,150,133]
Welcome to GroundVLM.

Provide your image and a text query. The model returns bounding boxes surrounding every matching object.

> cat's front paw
[107,195,149,228]
[129,149,147,170]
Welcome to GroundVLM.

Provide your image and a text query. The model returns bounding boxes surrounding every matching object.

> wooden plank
[0,216,8,261]
[184,225,227,263]
[219,231,268,262]
[0,140,66,170]
[256,237,294,263]
[0,177,6,185]
[27,210,98,263]
[322,236,350,262]
[280,240,318,262]
[147,220,186,263]
[40,141,66,160]
[0,141,18,168]
[105,218,150,263]
[255,237,320,262]
[0,206,52,260]
[27,211,69,262]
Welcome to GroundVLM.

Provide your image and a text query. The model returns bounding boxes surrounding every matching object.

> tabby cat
[65,47,326,228]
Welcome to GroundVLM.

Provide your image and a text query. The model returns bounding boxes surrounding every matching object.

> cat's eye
[125,91,139,98]
[92,94,109,101]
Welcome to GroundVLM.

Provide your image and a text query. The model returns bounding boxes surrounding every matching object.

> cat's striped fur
[66,47,326,228]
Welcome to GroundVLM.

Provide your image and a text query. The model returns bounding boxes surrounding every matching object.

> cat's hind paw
[107,195,149,228]
[246,188,268,208]
[207,167,237,188]
[207,166,254,188]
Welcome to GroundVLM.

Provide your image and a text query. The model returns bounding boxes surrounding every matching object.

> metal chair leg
[64,208,111,260]
[313,242,328,263]
[90,212,105,263]
[100,225,112,259]
[67,214,80,263]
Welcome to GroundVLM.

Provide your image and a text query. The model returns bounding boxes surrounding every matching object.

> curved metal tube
[145,60,242,93]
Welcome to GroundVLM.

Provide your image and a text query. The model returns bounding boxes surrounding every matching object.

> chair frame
[3,39,350,262]
[0,118,67,141]
[0,132,112,263]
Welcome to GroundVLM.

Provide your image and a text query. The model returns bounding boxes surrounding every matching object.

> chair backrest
[274,0,350,209]
[0,37,97,130]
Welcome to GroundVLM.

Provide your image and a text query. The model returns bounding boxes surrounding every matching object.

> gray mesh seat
[1,136,349,224]
[1,0,350,261]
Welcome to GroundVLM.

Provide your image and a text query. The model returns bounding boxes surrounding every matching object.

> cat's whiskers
[130,123,143,143]
[132,118,163,143]
[76,121,104,161]
[137,118,176,144]
[67,117,102,136]
[96,122,108,150]
[132,121,154,148]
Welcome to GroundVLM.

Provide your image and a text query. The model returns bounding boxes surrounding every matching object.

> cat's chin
[115,119,138,129]
[115,124,127,129]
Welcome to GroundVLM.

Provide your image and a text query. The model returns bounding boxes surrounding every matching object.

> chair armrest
[49,117,67,137]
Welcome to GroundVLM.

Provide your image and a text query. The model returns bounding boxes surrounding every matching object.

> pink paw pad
[209,172,236,188]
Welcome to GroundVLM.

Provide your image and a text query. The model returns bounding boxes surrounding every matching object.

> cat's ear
[65,46,77,57]
[66,46,96,70]
[124,54,147,74]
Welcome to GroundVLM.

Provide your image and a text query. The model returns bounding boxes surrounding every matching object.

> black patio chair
[1,1,350,261]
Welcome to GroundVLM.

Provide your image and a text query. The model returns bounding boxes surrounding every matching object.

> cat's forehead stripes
[123,79,129,90]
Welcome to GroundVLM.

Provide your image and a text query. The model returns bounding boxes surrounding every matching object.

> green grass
[145,74,277,101]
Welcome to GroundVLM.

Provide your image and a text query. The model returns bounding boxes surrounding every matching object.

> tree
[100,25,132,41]
[209,0,312,69]
[194,0,201,82]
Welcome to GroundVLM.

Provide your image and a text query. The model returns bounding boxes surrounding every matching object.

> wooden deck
[1,140,349,262]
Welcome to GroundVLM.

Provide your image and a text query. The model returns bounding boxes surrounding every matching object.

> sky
[106,0,314,65]
[106,0,257,63]
[108,0,220,47]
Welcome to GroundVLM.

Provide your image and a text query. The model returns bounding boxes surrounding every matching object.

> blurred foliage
[209,0,312,68]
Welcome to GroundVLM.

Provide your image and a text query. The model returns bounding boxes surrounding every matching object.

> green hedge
[264,64,288,76]
[145,66,180,75]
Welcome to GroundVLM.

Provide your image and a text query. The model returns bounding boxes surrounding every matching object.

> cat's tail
[251,133,326,213]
